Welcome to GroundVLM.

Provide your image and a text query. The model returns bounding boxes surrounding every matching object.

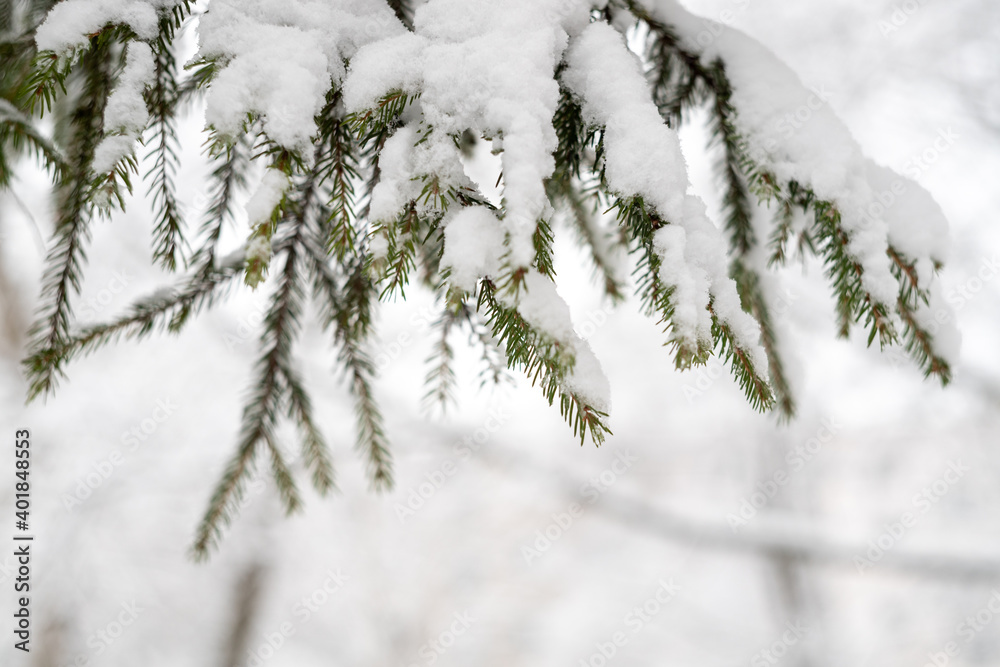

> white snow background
[1,0,1000,665]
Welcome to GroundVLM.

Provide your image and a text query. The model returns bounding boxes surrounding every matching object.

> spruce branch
[281,358,336,493]
[263,427,302,516]
[25,37,113,395]
[300,105,393,489]
[896,297,952,385]
[16,49,73,117]
[477,280,611,445]
[144,14,187,271]
[612,195,708,366]
[8,0,961,559]
[532,216,556,278]
[23,254,244,401]
[341,333,393,489]
[459,303,510,389]
[191,420,261,559]
[0,98,67,184]
[195,217,309,556]
[549,80,625,300]
[190,129,254,275]
[386,0,414,31]
[706,60,757,258]
[731,262,795,417]
[314,91,361,261]
[423,300,460,412]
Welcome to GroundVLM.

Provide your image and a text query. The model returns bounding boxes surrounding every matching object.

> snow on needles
[35,0,176,53]
[507,270,612,414]
[440,206,504,293]
[564,22,767,369]
[441,206,612,413]
[245,168,290,226]
[345,0,593,269]
[93,42,154,175]
[642,0,956,362]
[197,0,406,156]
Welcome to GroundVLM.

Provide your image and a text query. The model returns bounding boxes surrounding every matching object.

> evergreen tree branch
[896,297,952,385]
[477,280,611,445]
[190,129,254,276]
[25,37,113,396]
[386,0,414,31]
[423,300,460,412]
[315,91,361,261]
[731,262,795,417]
[281,358,336,493]
[23,254,244,400]
[341,333,393,489]
[0,98,67,184]
[144,14,187,271]
[191,419,261,559]
[194,217,308,557]
[458,302,510,389]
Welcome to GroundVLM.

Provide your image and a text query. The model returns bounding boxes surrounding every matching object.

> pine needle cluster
[0,0,951,556]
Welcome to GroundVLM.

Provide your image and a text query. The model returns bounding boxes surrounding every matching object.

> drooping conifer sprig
[145,6,192,272]
[195,113,342,556]
[477,279,611,445]
[756,174,952,383]
[9,1,955,559]
[623,3,794,415]
[423,298,461,413]
[24,34,115,397]
[189,128,255,276]
[618,0,949,395]
[310,96,393,491]
[23,252,245,402]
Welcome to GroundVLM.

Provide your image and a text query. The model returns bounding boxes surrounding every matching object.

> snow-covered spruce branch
[9,0,958,555]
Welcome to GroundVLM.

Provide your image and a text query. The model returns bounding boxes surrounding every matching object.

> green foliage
[4,0,952,558]
[145,12,189,271]
[477,280,611,446]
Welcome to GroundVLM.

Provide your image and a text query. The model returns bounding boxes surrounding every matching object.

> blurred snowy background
[2,0,1000,665]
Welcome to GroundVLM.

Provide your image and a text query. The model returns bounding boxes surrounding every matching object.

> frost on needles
[5,0,958,556]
